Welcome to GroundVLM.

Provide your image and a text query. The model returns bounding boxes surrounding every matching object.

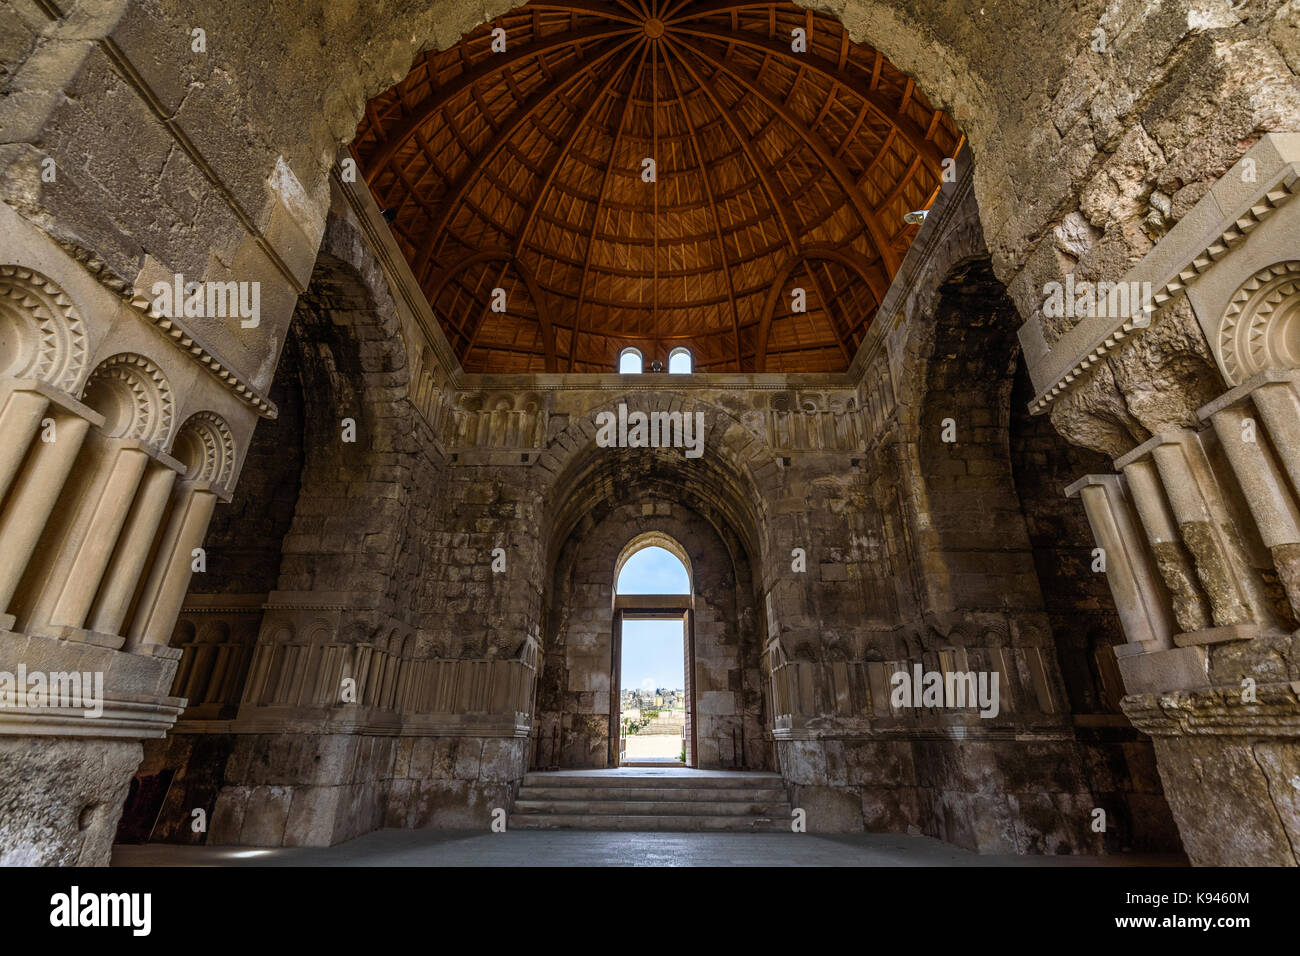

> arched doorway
[536,418,772,774]
[613,537,694,768]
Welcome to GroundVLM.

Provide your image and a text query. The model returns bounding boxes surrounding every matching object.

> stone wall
[118,195,538,845]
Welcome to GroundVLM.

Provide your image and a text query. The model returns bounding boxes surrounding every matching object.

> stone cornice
[0,695,186,739]
[0,202,279,419]
[1026,133,1300,415]
[121,283,278,418]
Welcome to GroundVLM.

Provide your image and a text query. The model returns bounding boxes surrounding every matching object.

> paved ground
[623,733,683,759]
[112,829,1186,867]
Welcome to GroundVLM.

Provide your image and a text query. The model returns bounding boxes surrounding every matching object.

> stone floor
[112,829,1187,867]
[110,771,1188,865]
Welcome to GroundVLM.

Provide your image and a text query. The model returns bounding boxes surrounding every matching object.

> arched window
[614,538,693,767]
[617,544,691,595]
[618,347,642,374]
[667,348,692,373]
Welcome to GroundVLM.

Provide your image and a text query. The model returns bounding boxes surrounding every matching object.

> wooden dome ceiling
[351,0,962,374]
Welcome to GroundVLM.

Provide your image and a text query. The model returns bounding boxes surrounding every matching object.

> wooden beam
[672,36,902,276]
[663,0,772,21]
[652,39,660,348]
[513,45,641,252]
[800,260,852,366]
[363,25,638,182]
[668,25,946,177]
[665,44,802,256]
[876,154,922,213]
[661,47,742,369]
[428,250,558,371]
[569,43,650,371]
[754,244,888,370]
[527,1,645,23]
[464,259,513,356]
[412,36,639,283]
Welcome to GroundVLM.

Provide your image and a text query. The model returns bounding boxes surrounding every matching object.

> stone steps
[520,786,789,803]
[521,771,784,789]
[514,798,790,816]
[509,771,792,832]
[509,813,790,832]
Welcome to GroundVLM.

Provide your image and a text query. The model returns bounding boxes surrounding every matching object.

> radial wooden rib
[754,244,887,371]
[671,35,901,275]
[365,24,639,181]
[669,24,946,175]
[528,1,646,23]
[569,42,651,370]
[513,45,642,252]
[660,48,742,367]
[412,35,640,282]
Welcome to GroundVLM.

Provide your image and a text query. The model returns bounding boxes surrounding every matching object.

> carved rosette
[81,352,175,448]
[1218,261,1300,385]
[172,410,237,492]
[0,266,88,394]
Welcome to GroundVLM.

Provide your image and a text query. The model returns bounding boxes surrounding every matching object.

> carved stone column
[0,381,52,501]
[1118,456,1213,633]
[1201,372,1300,616]
[24,437,179,647]
[1065,473,1176,650]
[0,403,97,629]
[87,459,181,637]
[1118,430,1274,634]
[126,479,219,651]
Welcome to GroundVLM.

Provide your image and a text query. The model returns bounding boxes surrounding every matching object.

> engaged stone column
[125,479,218,650]
[1066,474,1176,650]
[0,381,52,502]
[1194,371,1300,622]
[33,437,160,646]
[0,407,95,629]
[1250,374,1300,492]
[87,458,180,637]
[1204,400,1300,616]
[1122,430,1272,630]
[1117,456,1212,632]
